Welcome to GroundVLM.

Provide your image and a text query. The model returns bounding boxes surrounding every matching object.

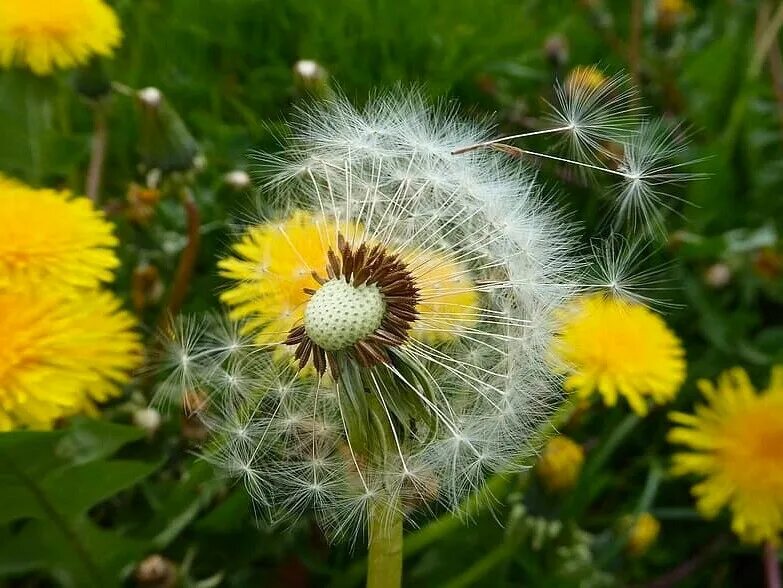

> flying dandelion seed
[157,87,692,559]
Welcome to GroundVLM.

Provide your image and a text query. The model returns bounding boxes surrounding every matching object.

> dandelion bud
[543,34,569,69]
[656,0,692,32]
[132,262,164,312]
[134,554,177,588]
[180,390,209,443]
[223,169,251,191]
[73,57,112,101]
[293,59,330,97]
[133,407,162,437]
[536,435,585,492]
[703,262,731,289]
[623,512,660,556]
[753,248,783,280]
[135,87,201,174]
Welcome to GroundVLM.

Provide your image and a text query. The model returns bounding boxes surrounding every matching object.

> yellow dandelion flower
[0,0,122,76]
[0,288,142,430]
[0,173,24,190]
[0,182,119,290]
[657,0,693,29]
[218,212,478,348]
[565,65,607,95]
[668,367,783,544]
[624,512,661,556]
[554,294,686,416]
[536,435,585,492]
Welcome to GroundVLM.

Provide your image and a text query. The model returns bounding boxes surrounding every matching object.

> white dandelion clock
[157,86,692,585]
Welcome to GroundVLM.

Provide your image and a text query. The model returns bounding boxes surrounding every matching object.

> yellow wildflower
[536,435,585,492]
[669,367,783,544]
[625,512,661,556]
[555,294,686,416]
[0,288,142,430]
[0,0,122,76]
[0,181,119,290]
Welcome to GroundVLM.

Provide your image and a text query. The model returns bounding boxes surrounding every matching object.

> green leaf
[0,421,159,587]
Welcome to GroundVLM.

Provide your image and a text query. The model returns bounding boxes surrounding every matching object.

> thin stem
[159,186,201,330]
[628,0,643,83]
[85,105,108,202]
[765,541,782,588]
[750,1,783,80]
[642,535,728,588]
[366,500,403,588]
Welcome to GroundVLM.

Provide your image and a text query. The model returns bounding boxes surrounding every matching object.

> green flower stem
[366,500,404,588]
[158,186,201,329]
[85,104,108,202]
[335,403,577,588]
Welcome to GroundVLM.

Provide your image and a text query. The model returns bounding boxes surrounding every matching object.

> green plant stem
[750,1,783,79]
[158,186,201,330]
[86,104,108,202]
[366,500,403,588]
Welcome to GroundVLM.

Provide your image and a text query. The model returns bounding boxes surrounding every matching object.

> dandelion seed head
[158,87,687,541]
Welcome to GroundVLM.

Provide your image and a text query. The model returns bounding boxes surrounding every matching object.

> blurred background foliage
[1,0,782,586]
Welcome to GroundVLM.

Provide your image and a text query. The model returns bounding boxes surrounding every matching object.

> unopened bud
[703,263,731,289]
[135,554,177,588]
[132,262,164,312]
[623,512,661,557]
[126,183,161,225]
[656,0,692,32]
[536,435,585,493]
[133,407,162,436]
[224,169,251,191]
[136,88,201,174]
[544,34,569,69]
[181,390,209,443]
[74,57,112,101]
[293,59,330,97]
[753,248,783,280]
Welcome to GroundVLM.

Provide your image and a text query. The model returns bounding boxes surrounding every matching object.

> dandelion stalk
[155,87,693,588]
[85,103,108,202]
[159,186,200,328]
[366,500,403,588]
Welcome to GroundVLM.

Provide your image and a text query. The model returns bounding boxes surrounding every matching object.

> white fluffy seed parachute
[157,83,692,541]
